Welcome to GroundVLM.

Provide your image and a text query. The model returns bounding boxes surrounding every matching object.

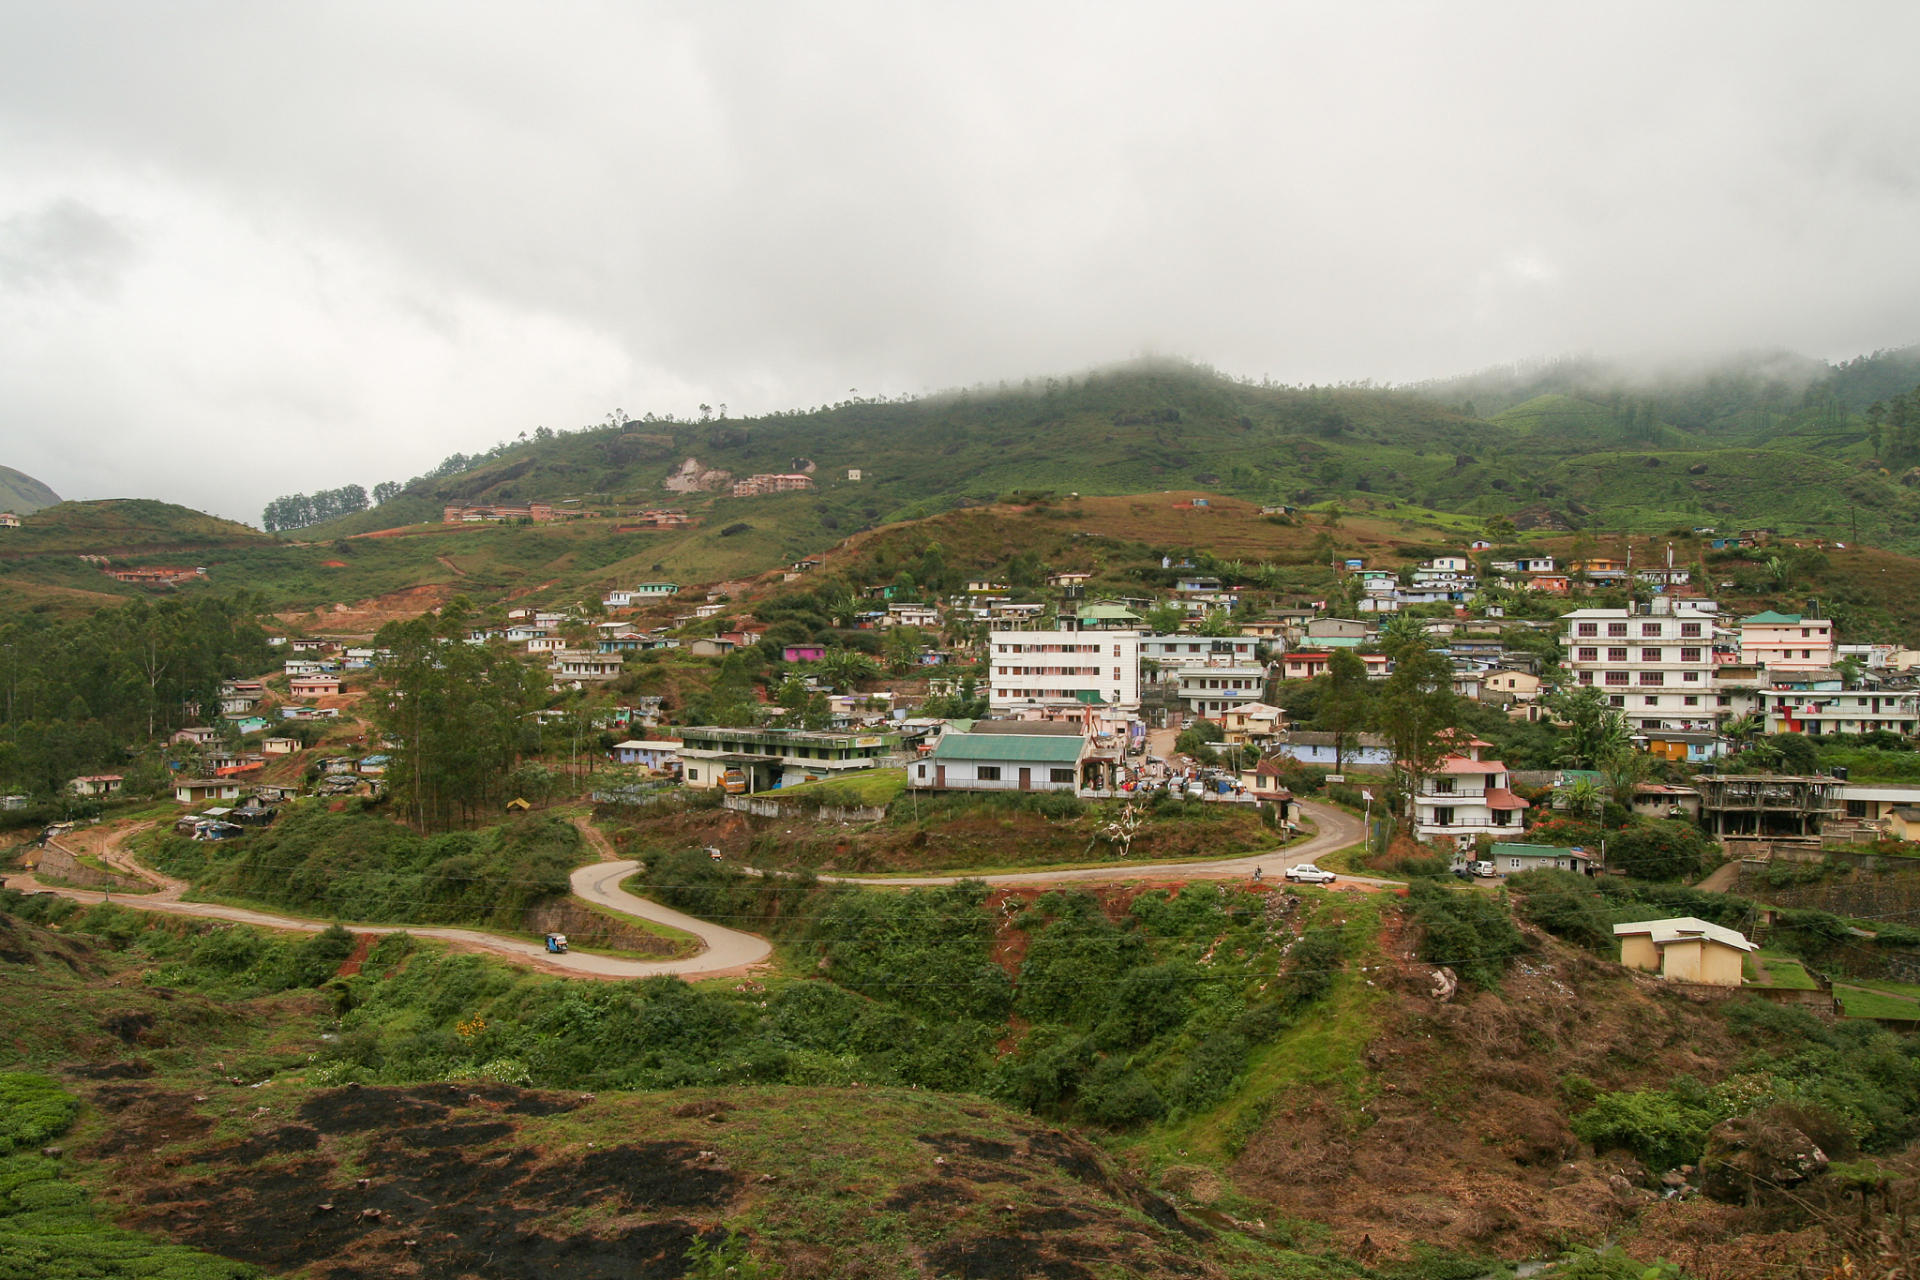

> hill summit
[0,465,60,515]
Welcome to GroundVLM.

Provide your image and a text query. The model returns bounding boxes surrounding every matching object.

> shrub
[1508,868,1613,951]
[1604,819,1716,882]
[1405,880,1525,989]
[1571,1086,1724,1169]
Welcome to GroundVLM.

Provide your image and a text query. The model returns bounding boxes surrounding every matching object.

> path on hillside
[814,799,1391,888]
[434,554,468,576]
[9,822,772,981]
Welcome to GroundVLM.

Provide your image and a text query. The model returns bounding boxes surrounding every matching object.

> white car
[1285,864,1337,884]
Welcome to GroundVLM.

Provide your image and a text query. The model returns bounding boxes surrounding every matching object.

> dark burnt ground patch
[296,1084,451,1133]
[79,1084,215,1156]
[387,1120,516,1149]
[522,1141,740,1210]
[123,1110,742,1280]
[90,1085,1255,1280]
[67,1059,155,1080]
[882,1178,977,1212]
[191,1124,322,1165]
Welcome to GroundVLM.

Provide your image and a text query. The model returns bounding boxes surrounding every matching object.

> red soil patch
[319,560,347,568]
[333,931,375,978]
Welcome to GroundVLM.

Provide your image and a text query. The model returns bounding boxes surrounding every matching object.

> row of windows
[1604,694,1731,707]
[1185,678,1257,689]
[1579,670,1704,686]
[993,690,1122,700]
[1573,621,1705,638]
[1574,647,1705,662]
[997,666,1102,677]
[930,765,1077,783]
[996,643,1125,655]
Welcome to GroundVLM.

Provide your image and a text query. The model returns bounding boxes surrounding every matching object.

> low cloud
[0,4,1915,521]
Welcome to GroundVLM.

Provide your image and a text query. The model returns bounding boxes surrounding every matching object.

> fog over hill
[3,7,1918,520]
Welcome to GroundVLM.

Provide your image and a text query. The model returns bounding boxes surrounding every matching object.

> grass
[769,768,909,808]
[1134,893,1389,1166]
[1835,986,1920,1020]
[1752,951,1820,991]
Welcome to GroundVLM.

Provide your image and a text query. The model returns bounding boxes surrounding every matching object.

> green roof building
[913,731,1088,793]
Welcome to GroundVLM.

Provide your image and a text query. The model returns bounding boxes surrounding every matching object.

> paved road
[814,798,1392,887]
[11,829,773,981]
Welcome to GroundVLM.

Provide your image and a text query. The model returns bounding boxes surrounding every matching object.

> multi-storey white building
[1176,662,1272,718]
[1410,735,1529,851]
[988,627,1141,715]
[1561,603,1723,740]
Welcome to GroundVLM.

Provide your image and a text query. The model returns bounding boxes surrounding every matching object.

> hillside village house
[731,473,814,497]
[678,725,911,791]
[1757,679,1920,736]
[1410,734,1529,851]
[171,726,222,746]
[603,583,680,607]
[783,644,828,663]
[444,501,556,522]
[68,775,123,797]
[1561,603,1723,750]
[1281,650,1331,680]
[1218,702,1286,745]
[613,739,682,770]
[885,603,940,629]
[912,731,1088,794]
[1178,663,1271,718]
[1480,670,1544,700]
[174,779,242,805]
[1271,730,1392,770]
[289,674,342,698]
[1615,917,1756,987]
[261,737,302,755]
[284,659,330,677]
[1483,843,1594,875]
[550,650,625,686]
[1738,611,1836,670]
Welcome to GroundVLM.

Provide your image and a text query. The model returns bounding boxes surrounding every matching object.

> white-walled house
[1410,734,1530,851]
[911,731,1087,793]
[613,739,682,770]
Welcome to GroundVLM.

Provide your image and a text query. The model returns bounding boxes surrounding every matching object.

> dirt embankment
[1226,919,1828,1273]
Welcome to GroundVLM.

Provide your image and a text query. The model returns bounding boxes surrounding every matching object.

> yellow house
[1613,917,1756,987]
[1881,806,1920,842]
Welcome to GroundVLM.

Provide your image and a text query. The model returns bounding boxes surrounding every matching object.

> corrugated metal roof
[931,732,1086,764]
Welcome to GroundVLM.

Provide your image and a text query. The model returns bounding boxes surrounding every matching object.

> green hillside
[0,465,60,515]
[277,351,1920,560]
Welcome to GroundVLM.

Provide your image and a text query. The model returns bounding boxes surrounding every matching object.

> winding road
[7,800,1385,981]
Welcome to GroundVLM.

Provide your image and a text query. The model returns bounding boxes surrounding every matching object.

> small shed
[1614,917,1757,987]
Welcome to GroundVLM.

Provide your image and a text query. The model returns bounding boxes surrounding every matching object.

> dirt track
[11,820,772,981]
[10,800,1379,980]
[817,798,1391,887]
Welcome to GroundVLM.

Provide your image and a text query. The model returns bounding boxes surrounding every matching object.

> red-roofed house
[1411,732,1530,852]
[290,673,342,699]
[1280,651,1331,681]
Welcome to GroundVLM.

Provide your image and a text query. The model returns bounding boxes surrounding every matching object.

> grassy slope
[0,464,61,515]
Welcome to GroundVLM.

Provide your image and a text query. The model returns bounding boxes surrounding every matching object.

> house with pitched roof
[911,730,1088,793]
[1410,733,1530,851]
[1614,917,1756,987]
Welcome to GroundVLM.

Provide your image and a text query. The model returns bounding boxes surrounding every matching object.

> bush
[1405,881,1525,989]
[1571,1086,1724,1169]
[1605,819,1717,882]
[1508,868,1614,951]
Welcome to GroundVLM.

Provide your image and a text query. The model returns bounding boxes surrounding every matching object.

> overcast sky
[2,3,1918,523]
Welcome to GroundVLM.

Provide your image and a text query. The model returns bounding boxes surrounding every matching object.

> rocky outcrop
[1698,1108,1829,1204]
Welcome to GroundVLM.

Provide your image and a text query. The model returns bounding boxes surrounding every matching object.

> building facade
[987,627,1141,715]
